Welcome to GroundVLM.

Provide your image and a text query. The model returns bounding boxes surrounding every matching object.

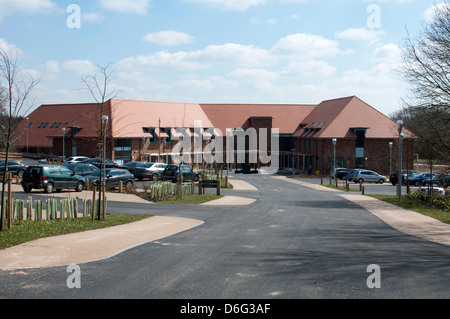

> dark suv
[21,165,86,194]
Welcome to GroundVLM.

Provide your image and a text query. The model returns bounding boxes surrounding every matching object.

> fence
[2,195,100,224]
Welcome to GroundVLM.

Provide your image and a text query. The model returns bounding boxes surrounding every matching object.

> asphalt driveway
[1,173,449,299]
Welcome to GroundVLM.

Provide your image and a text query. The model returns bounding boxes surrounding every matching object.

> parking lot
[289,175,425,196]
[12,158,445,197]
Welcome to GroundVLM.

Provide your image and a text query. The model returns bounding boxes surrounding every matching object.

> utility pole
[397,120,403,202]
[158,118,161,162]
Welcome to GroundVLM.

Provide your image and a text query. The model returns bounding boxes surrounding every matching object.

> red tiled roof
[110,99,214,138]
[293,96,415,139]
[200,103,316,135]
[18,96,413,150]
[18,102,111,148]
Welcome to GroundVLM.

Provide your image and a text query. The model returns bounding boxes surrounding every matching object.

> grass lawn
[160,194,224,205]
[0,214,151,250]
[369,195,450,225]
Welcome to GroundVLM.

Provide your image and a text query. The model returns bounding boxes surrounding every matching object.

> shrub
[408,191,450,212]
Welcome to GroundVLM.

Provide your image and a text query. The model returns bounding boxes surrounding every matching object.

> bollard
[119,180,123,193]
[362,186,365,195]
[198,180,203,195]
[216,180,221,196]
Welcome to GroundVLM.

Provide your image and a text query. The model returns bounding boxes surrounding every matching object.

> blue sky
[0,0,444,116]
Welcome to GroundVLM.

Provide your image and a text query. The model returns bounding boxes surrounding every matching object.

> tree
[0,48,39,230]
[399,1,450,162]
[81,63,120,221]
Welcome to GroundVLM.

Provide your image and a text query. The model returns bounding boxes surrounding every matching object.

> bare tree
[81,63,120,221]
[399,1,450,162]
[0,48,39,230]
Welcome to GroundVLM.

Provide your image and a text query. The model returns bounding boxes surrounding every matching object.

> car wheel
[152,173,158,181]
[75,181,84,192]
[45,183,54,194]
[358,178,364,184]
[194,175,199,182]
[125,180,133,188]
[17,170,24,178]
[22,185,32,193]
[415,181,420,186]
[378,179,384,184]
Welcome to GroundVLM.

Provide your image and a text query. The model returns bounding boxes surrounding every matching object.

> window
[149,128,156,143]
[27,123,33,128]
[38,122,45,128]
[165,128,171,143]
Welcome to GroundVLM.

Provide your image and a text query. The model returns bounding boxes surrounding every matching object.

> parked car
[389,170,417,186]
[331,168,347,180]
[63,163,100,177]
[346,169,364,181]
[81,158,121,169]
[86,168,134,189]
[353,170,387,184]
[161,164,200,182]
[122,161,145,173]
[64,156,89,164]
[0,160,28,178]
[407,172,438,186]
[132,163,167,181]
[21,165,86,194]
[418,181,446,196]
[438,174,450,188]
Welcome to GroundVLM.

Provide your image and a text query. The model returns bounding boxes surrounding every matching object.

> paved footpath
[274,176,450,247]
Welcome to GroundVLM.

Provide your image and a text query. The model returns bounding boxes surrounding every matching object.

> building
[18,96,415,175]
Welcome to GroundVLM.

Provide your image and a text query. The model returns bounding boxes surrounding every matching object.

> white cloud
[0,0,56,21]
[281,60,337,77]
[118,43,275,71]
[227,68,279,81]
[62,60,97,75]
[142,31,195,46]
[99,0,150,14]
[273,33,344,59]
[44,60,60,73]
[0,38,23,56]
[371,43,402,64]
[335,28,386,45]
[182,0,267,12]
[423,2,448,23]
[82,12,105,23]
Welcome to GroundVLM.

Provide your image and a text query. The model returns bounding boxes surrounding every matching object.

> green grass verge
[368,195,450,225]
[0,214,151,250]
[160,194,224,205]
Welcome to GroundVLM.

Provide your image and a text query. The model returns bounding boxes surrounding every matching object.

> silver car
[353,170,387,184]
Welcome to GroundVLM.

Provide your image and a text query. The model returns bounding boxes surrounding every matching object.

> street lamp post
[26,117,29,153]
[389,142,393,175]
[62,127,66,161]
[101,115,108,220]
[142,135,146,162]
[397,120,403,202]
[332,138,337,174]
